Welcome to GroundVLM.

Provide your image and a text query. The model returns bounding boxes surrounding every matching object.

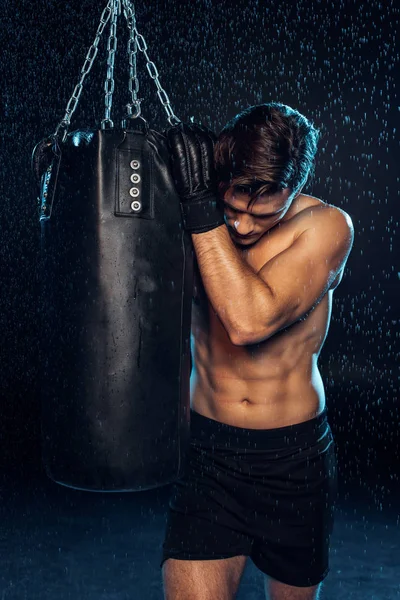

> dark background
[1,0,398,558]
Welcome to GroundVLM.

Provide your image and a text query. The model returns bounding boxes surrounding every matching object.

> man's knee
[265,576,323,600]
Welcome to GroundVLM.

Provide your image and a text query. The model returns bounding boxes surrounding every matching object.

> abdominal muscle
[190,291,332,430]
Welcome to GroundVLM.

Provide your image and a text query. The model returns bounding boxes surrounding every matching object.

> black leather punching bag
[33,122,193,492]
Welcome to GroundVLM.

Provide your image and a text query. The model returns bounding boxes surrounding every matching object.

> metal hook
[127,100,143,119]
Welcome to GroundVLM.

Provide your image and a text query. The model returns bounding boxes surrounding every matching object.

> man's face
[222,184,295,247]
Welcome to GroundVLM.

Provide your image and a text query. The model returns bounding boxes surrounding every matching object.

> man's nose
[233,215,255,236]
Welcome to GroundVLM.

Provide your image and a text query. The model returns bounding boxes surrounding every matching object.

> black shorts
[160,407,338,588]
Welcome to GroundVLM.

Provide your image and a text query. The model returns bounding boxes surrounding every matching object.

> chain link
[54,0,113,140]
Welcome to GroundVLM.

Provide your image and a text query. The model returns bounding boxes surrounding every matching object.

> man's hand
[166,122,225,234]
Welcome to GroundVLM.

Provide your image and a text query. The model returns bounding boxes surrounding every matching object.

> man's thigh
[248,418,337,588]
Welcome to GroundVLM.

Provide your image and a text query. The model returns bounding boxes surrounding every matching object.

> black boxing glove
[166,122,225,234]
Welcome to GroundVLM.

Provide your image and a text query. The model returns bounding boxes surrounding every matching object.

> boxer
[161,103,353,600]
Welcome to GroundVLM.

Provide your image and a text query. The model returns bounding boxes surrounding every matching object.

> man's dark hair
[214,102,321,209]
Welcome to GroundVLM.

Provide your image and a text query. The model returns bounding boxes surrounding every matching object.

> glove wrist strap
[180,193,225,234]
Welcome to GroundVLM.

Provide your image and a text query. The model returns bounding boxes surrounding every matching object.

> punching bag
[34,121,193,492]
[32,0,196,492]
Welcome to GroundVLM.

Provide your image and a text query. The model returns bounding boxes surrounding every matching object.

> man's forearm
[191,225,272,344]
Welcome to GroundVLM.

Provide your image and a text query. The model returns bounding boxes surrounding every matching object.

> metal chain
[54,0,113,141]
[136,30,181,125]
[54,0,180,139]
[122,0,141,118]
[101,0,120,128]
[123,0,180,126]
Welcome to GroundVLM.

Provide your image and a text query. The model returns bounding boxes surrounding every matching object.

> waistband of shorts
[189,407,329,449]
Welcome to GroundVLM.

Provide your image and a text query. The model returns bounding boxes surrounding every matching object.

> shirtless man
[161,103,354,600]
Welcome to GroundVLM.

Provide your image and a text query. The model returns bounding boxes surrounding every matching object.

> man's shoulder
[295,194,354,239]
[291,196,354,276]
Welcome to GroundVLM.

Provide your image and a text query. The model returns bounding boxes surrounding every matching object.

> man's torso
[190,194,344,430]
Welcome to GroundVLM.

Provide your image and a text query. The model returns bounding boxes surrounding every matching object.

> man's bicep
[255,210,354,336]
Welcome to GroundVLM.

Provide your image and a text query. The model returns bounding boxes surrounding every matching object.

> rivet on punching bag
[31,0,193,492]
